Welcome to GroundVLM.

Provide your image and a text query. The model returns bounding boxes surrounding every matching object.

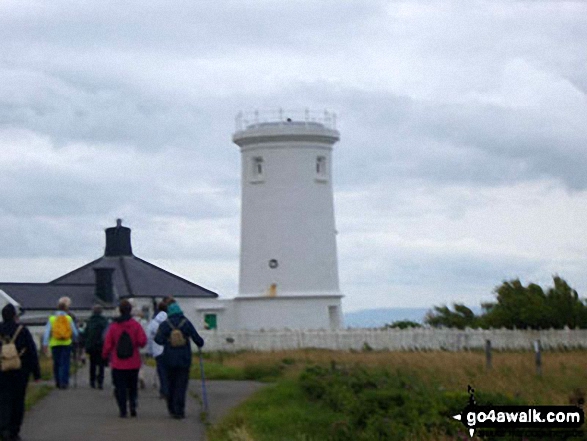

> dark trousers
[166,366,190,417]
[155,355,169,397]
[111,369,139,416]
[51,345,72,388]
[0,371,28,439]
[88,349,105,387]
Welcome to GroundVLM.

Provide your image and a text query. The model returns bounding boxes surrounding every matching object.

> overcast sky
[0,1,586,312]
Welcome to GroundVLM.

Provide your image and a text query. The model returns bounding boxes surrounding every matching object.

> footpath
[20,364,265,441]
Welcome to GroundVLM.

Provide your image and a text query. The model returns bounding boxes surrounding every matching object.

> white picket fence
[197,328,587,352]
[27,326,587,352]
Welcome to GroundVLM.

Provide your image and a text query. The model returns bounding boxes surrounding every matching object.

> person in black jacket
[82,304,109,389]
[0,304,41,441]
[154,302,203,419]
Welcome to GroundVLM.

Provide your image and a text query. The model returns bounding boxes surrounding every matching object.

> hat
[2,303,17,322]
[167,302,183,316]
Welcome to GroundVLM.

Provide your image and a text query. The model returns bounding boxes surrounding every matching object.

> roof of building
[50,255,218,299]
[0,220,219,312]
[0,283,99,311]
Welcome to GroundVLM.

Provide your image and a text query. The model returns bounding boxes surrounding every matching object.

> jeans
[51,345,72,388]
[155,355,169,397]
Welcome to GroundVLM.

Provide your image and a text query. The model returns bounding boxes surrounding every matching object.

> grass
[196,349,587,405]
[204,349,587,441]
[39,355,53,381]
[191,351,285,382]
[25,383,52,410]
[22,353,55,410]
[207,379,344,441]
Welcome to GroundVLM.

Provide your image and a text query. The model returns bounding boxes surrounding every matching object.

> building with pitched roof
[0,220,218,330]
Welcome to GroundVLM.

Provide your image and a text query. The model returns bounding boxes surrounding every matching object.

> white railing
[235,108,337,132]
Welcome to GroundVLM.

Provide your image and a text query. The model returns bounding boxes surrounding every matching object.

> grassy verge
[191,351,285,382]
[208,379,344,441]
[196,349,587,404]
[39,354,53,381]
[25,383,52,410]
[203,349,587,441]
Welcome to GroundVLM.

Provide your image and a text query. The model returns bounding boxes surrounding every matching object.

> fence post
[485,339,492,370]
[534,339,542,376]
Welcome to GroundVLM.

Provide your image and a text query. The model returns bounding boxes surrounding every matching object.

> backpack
[52,315,72,341]
[1,326,25,372]
[168,319,187,347]
[116,330,134,359]
[86,317,107,351]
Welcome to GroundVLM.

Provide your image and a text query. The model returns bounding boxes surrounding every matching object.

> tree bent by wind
[425,276,587,329]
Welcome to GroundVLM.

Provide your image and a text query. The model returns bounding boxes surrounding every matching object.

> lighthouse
[230,109,343,330]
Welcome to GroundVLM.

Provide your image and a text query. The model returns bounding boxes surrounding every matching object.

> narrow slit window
[252,156,264,179]
[316,156,327,177]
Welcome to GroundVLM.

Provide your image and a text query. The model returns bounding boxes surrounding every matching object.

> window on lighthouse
[316,156,327,180]
[251,156,264,182]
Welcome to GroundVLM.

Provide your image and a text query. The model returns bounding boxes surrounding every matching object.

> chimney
[104,219,133,256]
[94,267,115,304]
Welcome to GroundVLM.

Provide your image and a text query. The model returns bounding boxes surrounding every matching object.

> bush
[299,365,529,440]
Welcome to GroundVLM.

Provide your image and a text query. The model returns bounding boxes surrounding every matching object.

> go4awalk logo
[453,386,584,438]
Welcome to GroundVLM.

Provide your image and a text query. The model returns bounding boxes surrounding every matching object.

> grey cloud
[339,242,551,308]
[0,1,383,56]
[0,70,211,150]
[312,86,587,190]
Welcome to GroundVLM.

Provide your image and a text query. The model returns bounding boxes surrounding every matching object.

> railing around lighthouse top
[235,108,337,132]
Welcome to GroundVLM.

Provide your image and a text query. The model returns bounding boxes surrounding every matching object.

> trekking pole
[198,347,209,415]
[73,343,78,389]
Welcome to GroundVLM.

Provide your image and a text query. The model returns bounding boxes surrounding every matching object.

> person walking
[0,304,41,441]
[155,302,204,419]
[42,296,79,389]
[147,301,169,399]
[102,300,147,418]
[82,304,109,389]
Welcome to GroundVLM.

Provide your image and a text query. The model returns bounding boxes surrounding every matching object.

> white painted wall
[231,296,343,330]
[233,121,341,298]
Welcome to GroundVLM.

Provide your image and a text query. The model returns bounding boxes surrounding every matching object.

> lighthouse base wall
[192,295,343,331]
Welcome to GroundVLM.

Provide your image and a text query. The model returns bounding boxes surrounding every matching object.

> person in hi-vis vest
[42,297,79,389]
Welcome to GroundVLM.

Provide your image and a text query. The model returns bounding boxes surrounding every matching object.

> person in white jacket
[147,301,169,398]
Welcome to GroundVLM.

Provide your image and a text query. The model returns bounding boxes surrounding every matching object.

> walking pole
[198,347,209,415]
[73,343,78,389]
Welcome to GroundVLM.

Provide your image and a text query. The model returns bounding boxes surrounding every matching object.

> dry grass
[210,349,587,405]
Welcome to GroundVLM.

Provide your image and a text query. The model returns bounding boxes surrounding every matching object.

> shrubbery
[299,365,526,441]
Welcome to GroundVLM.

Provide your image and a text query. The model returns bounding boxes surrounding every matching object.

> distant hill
[343,306,483,328]
[343,307,431,328]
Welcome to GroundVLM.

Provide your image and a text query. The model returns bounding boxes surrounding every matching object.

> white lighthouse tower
[230,109,343,330]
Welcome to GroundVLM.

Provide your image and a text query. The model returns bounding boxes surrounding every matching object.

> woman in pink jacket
[102,300,147,418]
